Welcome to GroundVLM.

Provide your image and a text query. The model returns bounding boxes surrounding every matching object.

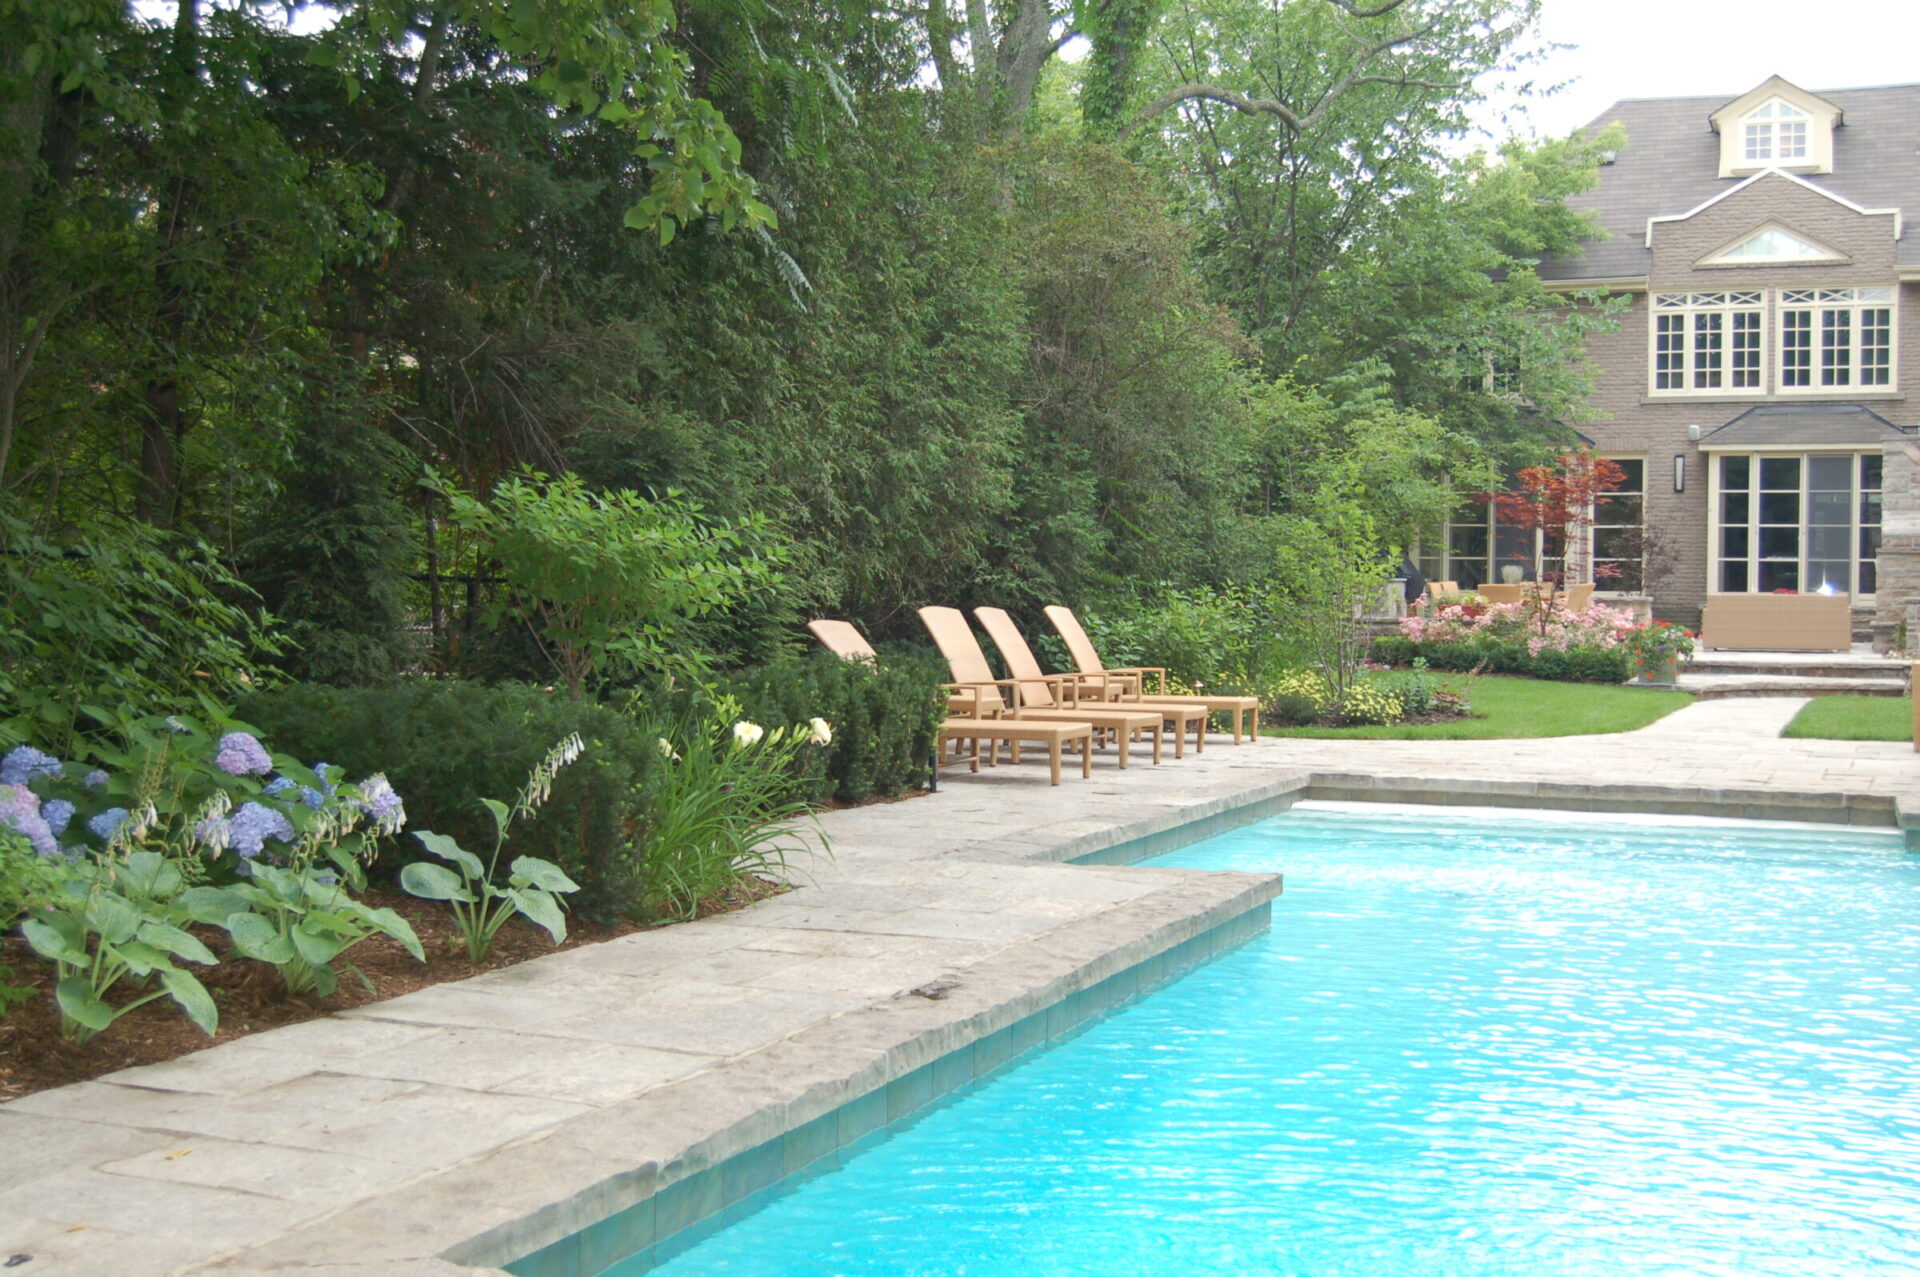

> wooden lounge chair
[806,618,1093,785]
[974,606,1211,755]
[917,606,1169,766]
[1040,605,1258,745]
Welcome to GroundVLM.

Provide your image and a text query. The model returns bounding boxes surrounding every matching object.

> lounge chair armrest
[1103,665,1168,696]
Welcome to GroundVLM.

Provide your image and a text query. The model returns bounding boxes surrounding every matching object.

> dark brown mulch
[0,877,789,1103]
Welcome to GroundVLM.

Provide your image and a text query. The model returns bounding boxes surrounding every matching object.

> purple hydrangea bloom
[355,775,405,832]
[264,776,296,796]
[229,801,295,859]
[214,732,273,777]
[88,806,131,842]
[0,784,58,857]
[0,746,63,787]
[42,799,74,837]
[82,769,109,789]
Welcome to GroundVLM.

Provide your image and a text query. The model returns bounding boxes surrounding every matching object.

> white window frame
[1706,449,1883,598]
[1741,100,1809,165]
[1775,287,1898,395]
[1649,292,1766,397]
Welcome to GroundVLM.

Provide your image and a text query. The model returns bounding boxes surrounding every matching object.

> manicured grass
[1781,695,1913,742]
[1263,674,1691,740]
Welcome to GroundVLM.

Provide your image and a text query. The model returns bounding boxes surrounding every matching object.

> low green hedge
[1370,635,1631,684]
[238,680,657,921]
[716,648,947,804]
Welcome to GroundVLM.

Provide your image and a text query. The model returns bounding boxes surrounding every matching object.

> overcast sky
[1480,0,1920,142]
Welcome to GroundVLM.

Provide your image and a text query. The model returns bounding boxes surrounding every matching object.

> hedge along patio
[3,697,1918,1274]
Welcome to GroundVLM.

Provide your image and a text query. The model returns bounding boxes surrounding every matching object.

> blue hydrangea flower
[299,786,326,810]
[42,799,74,837]
[229,802,295,859]
[264,776,296,796]
[355,775,405,834]
[88,806,132,842]
[309,762,338,797]
[82,769,109,789]
[0,746,63,787]
[0,784,57,857]
[214,732,273,777]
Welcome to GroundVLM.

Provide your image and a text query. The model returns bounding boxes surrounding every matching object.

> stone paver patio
[1,695,1913,1275]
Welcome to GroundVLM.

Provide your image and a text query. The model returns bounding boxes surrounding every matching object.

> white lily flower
[808,717,833,746]
[732,721,765,747]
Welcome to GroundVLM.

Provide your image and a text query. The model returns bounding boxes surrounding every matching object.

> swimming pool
[624,802,1920,1274]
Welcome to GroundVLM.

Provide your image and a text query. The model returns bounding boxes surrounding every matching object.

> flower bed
[1374,601,1641,684]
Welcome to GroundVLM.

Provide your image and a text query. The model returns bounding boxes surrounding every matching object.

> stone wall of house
[1875,437,1920,654]
[1566,172,1918,627]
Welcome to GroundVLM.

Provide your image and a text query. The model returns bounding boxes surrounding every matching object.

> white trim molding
[1645,169,1903,248]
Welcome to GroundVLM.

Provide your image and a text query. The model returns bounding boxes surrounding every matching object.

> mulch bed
[0,878,787,1103]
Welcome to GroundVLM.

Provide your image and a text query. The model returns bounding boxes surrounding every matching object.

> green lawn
[1263,674,1691,740]
[1781,696,1913,742]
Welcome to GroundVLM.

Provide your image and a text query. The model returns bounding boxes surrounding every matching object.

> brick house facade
[1441,77,1920,626]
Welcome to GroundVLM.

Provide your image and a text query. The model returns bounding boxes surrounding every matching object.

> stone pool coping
[4,698,1918,1275]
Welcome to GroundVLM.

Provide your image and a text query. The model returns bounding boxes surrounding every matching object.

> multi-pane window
[1778,288,1895,390]
[1652,293,1764,392]
[1716,452,1882,596]
[1592,459,1645,592]
[1743,101,1808,163]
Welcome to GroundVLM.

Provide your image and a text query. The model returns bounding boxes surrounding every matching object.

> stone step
[1688,659,1909,680]
[1677,674,1909,700]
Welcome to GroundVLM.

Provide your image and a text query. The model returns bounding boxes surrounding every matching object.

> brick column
[1875,438,1920,655]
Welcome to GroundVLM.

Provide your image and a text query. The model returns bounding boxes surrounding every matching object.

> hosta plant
[401,735,585,961]
[21,812,220,1044]
[181,770,422,997]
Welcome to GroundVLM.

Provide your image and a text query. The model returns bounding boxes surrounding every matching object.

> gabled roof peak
[1709,76,1844,133]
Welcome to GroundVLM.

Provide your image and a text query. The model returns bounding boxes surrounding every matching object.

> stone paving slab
[5,694,1916,1276]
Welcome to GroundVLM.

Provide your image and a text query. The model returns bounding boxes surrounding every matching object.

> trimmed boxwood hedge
[1369,635,1632,684]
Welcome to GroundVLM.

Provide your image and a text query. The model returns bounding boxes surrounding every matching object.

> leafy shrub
[238,681,657,921]
[714,648,946,804]
[1264,669,1331,726]
[438,470,787,697]
[1338,682,1404,726]
[0,828,56,1017]
[1063,585,1293,693]
[1371,630,1632,685]
[0,514,283,754]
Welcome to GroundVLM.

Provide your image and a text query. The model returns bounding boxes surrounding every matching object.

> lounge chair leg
[1049,741,1062,785]
[1171,717,1184,759]
[1081,737,1092,778]
[1151,723,1162,765]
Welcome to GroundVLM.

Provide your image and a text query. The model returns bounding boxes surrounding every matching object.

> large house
[1429,76,1920,627]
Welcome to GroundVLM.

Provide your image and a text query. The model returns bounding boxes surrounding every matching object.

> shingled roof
[1698,403,1911,449]
[1537,82,1920,283]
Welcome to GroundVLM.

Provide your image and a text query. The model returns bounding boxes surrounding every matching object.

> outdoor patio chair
[917,606,1170,766]
[806,618,1094,785]
[1040,605,1259,744]
[975,606,1215,753]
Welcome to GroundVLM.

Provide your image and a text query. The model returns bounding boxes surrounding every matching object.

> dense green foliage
[1370,635,1633,684]
[717,650,947,804]
[236,681,653,918]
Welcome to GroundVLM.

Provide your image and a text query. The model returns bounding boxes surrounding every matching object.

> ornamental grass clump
[401,735,586,962]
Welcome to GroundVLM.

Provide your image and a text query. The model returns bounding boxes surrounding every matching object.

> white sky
[1482,0,1920,142]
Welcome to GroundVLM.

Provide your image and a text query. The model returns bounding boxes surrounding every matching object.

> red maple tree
[1490,448,1627,625]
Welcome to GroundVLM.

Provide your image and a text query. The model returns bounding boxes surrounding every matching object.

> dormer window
[1710,77,1840,177]
[1742,101,1807,163]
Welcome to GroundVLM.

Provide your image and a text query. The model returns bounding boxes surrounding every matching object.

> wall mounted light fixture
[1673,453,1687,493]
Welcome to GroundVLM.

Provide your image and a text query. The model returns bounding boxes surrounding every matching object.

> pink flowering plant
[1621,621,1697,671]
[1400,602,1638,653]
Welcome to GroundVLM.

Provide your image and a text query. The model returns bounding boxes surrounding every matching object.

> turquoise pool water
[636,803,1920,1275]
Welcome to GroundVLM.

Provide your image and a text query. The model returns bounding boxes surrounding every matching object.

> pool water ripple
[638,805,1920,1275]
